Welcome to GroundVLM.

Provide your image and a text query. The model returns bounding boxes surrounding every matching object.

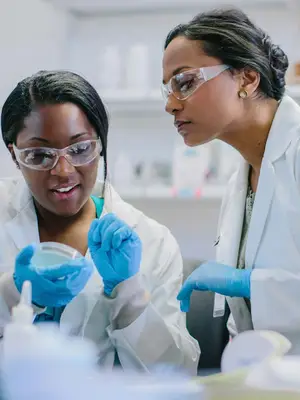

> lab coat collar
[244,96,300,266]
[4,178,140,252]
[216,160,249,267]
[264,96,300,162]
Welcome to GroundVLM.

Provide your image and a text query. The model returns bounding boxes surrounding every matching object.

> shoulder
[0,178,29,222]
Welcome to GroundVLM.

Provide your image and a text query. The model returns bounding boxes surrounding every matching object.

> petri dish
[31,242,83,268]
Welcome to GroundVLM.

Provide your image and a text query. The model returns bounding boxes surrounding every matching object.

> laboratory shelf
[53,0,295,14]
[119,184,225,202]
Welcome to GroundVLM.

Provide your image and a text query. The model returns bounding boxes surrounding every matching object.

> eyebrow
[28,132,89,144]
[163,66,192,84]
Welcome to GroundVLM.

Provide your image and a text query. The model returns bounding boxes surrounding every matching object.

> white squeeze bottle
[2,281,35,358]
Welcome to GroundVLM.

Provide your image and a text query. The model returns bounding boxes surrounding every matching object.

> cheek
[189,79,239,125]
[20,168,46,196]
[78,159,99,189]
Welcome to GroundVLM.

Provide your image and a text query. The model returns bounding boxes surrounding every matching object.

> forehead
[18,103,95,145]
[162,36,219,82]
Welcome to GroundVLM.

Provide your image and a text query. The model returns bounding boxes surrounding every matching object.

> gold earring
[238,89,248,99]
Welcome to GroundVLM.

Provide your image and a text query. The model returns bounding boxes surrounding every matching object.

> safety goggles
[161,64,229,101]
[13,139,101,171]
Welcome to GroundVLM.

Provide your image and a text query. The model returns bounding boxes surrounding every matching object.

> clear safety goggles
[161,64,229,101]
[13,139,101,171]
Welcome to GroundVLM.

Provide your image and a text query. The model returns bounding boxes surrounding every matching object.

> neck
[220,98,279,174]
[35,197,95,235]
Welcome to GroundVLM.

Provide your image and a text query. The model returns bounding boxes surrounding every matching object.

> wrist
[236,268,252,298]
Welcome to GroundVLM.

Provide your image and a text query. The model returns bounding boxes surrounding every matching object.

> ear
[238,69,260,97]
[8,144,20,169]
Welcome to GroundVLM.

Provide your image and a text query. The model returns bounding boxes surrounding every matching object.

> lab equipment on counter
[1,291,300,400]
[1,281,204,400]
[246,356,300,392]
[197,330,292,397]
[172,139,211,197]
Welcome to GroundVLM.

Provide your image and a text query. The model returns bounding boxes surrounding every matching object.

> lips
[50,184,81,201]
[51,184,79,193]
[175,121,191,129]
[175,121,192,136]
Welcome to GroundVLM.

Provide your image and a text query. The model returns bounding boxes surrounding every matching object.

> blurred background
[1,0,300,263]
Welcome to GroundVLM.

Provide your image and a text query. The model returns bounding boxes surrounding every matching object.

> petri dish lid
[32,242,83,268]
[38,242,82,259]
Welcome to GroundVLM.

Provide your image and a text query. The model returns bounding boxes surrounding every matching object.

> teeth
[56,186,74,193]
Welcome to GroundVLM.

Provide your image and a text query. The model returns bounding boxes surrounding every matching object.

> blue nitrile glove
[14,244,93,308]
[88,213,142,296]
[177,261,252,312]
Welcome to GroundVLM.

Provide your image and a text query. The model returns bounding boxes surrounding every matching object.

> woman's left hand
[88,213,142,296]
[177,261,252,312]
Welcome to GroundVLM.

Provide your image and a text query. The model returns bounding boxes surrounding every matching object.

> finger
[36,264,83,281]
[64,258,92,270]
[54,265,92,293]
[101,220,124,252]
[111,225,133,249]
[88,219,99,245]
[16,244,37,266]
[89,214,118,245]
[180,297,191,313]
[176,279,195,301]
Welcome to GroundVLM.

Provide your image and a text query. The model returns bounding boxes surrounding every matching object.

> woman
[0,70,199,372]
[162,8,300,353]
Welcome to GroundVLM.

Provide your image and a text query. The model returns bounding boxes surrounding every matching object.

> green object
[91,196,104,219]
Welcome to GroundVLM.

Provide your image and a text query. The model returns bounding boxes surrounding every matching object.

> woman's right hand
[14,244,93,308]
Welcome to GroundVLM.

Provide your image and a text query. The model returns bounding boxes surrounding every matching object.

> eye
[70,141,92,154]
[177,75,198,92]
[24,150,55,165]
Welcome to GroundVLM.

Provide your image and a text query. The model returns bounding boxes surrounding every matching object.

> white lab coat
[0,179,199,373]
[215,96,300,354]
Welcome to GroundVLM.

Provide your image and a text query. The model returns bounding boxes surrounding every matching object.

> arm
[104,231,200,374]
[251,269,300,334]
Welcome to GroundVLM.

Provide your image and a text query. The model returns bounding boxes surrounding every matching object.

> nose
[50,155,76,177]
[164,94,184,115]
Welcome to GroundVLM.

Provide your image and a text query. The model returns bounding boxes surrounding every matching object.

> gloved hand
[88,213,142,296]
[177,261,252,312]
[14,244,93,308]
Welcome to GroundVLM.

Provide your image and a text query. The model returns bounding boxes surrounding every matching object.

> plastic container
[31,242,82,268]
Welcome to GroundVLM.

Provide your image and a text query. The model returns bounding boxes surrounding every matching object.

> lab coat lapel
[4,182,39,251]
[245,96,298,268]
[216,160,248,267]
[245,159,275,268]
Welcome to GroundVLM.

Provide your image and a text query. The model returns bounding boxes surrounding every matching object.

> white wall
[0,0,71,177]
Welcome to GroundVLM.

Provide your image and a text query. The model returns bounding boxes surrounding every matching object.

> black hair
[164,8,289,101]
[1,70,108,181]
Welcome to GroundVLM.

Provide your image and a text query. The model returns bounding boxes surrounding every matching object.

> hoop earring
[238,89,248,99]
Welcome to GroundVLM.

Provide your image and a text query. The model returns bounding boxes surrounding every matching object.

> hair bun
[262,34,289,90]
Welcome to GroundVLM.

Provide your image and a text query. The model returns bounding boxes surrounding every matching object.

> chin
[183,136,208,147]
[47,201,84,218]
[183,128,218,146]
